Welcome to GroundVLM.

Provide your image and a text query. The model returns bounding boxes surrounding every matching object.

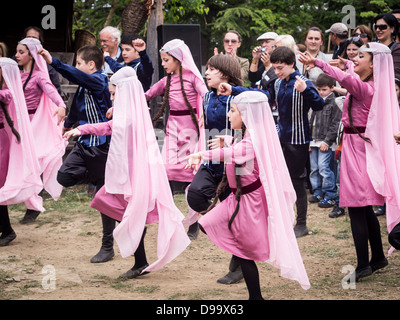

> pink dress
[20,69,65,119]
[78,121,158,224]
[0,90,12,187]
[315,59,384,207]
[198,135,270,261]
[145,69,208,182]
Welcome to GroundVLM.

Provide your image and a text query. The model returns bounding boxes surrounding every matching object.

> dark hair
[315,73,335,88]
[347,44,373,144]
[270,46,296,66]
[121,33,142,46]
[374,13,399,40]
[304,27,325,45]
[0,78,21,142]
[225,30,241,42]
[200,122,247,231]
[152,56,199,136]
[341,37,364,60]
[22,26,44,44]
[206,54,244,87]
[19,44,35,92]
[77,45,104,70]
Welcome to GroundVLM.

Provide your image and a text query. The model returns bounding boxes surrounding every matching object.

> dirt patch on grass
[1,185,400,300]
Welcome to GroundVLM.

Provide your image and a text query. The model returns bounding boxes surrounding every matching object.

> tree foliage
[73,0,399,58]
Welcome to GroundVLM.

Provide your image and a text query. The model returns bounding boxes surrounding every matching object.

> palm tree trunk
[121,0,149,34]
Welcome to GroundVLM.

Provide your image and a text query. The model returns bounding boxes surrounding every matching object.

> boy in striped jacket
[219,46,324,238]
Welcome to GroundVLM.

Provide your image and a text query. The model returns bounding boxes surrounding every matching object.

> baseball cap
[257,32,278,41]
[325,23,348,35]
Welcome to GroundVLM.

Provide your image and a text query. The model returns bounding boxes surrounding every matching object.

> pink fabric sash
[0,58,43,210]
[19,38,67,200]
[364,43,400,254]
[108,67,190,272]
[234,91,310,290]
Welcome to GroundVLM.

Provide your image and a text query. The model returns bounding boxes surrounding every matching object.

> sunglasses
[353,32,368,38]
[374,24,389,31]
[347,37,360,42]
[224,39,238,44]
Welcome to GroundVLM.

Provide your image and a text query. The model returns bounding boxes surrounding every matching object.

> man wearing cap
[326,23,349,59]
[249,32,278,88]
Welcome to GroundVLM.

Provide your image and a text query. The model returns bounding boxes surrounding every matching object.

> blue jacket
[51,57,111,147]
[105,50,154,92]
[203,89,234,174]
[232,69,324,144]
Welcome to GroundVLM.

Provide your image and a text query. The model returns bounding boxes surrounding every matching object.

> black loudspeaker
[157,24,202,79]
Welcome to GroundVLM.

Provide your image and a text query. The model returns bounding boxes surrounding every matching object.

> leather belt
[169,109,196,116]
[343,126,366,134]
[231,177,262,195]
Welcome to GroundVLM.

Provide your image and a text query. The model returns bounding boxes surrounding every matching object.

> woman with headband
[64,67,190,278]
[185,91,310,299]
[0,58,43,245]
[299,42,400,281]
[16,38,67,224]
[145,39,208,193]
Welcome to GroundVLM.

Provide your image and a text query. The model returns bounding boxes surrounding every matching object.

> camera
[258,47,267,53]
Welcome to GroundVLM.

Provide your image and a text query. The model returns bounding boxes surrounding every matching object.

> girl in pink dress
[0,58,43,245]
[299,42,400,281]
[64,67,190,278]
[16,38,67,224]
[185,91,310,299]
[145,39,208,188]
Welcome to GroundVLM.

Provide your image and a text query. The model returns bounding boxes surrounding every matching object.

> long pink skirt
[90,185,159,224]
[199,189,270,261]
[339,133,384,207]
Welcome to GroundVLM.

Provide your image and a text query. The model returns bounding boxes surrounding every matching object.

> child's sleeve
[37,72,66,108]
[323,101,342,146]
[302,81,324,111]
[105,56,123,73]
[231,86,273,106]
[145,77,166,100]
[315,59,373,100]
[51,57,106,92]
[201,138,255,165]
[78,120,113,136]
[0,88,12,105]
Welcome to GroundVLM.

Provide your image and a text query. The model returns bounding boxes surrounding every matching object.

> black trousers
[348,206,385,270]
[57,142,109,192]
[281,143,309,225]
[389,221,400,250]
[187,165,231,213]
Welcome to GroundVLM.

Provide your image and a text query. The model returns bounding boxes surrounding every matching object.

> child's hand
[104,51,110,57]
[329,56,347,71]
[184,152,202,169]
[320,142,329,152]
[106,107,113,119]
[294,76,307,92]
[298,51,316,70]
[132,39,146,52]
[218,83,232,95]
[53,107,66,125]
[208,135,225,149]
[394,131,400,144]
[37,48,53,64]
[63,128,81,140]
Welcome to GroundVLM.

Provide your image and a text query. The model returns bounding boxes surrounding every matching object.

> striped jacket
[51,57,111,147]
[272,70,324,144]
[232,70,324,145]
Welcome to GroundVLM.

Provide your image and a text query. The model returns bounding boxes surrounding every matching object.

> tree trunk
[104,0,118,27]
[121,0,148,34]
